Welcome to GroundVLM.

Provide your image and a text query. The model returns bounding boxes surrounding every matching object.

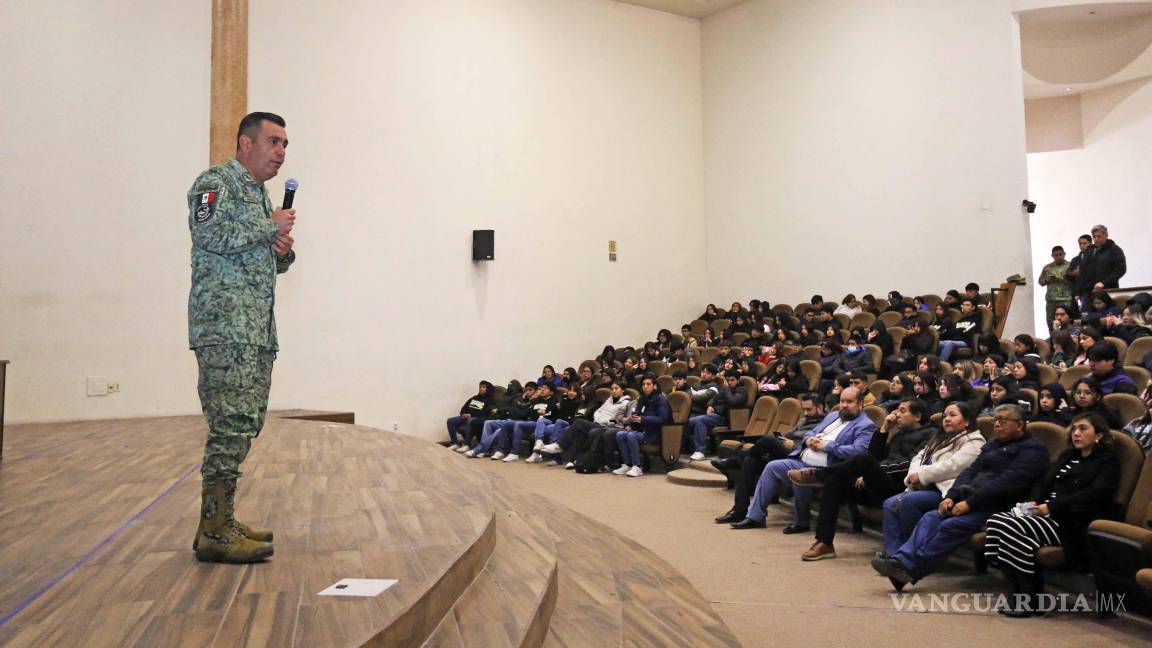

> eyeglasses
[993,417,1021,424]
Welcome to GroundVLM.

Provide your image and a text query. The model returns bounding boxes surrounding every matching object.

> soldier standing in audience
[187,112,297,563]
[1038,245,1073,334]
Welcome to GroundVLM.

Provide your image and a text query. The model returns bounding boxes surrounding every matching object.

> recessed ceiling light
[1065,87,1073,92]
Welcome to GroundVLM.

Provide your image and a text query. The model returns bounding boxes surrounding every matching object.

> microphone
[283,178,299,209]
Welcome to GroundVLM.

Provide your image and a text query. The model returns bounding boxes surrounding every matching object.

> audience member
[1087,342,1137,395]
[447,380,494,451]
[1032,383,1072,426]
[1080,224,1127,297]
[1068,376,1122,429]
[1121,384,1152,453]
[984,413,1120,617]
[613,376,671,477]
[1038,245,1074,334]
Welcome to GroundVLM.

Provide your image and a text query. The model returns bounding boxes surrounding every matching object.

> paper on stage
[318,578,399,597]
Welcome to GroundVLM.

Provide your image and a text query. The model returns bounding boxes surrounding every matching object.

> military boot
[192,481,274,550]
[194,482,274,564]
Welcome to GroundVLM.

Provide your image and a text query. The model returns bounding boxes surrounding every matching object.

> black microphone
[283,178,298,209]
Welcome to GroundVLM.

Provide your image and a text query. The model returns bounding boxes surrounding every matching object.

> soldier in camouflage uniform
[188,112,296,563]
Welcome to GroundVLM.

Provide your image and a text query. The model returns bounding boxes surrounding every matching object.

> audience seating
[864,344,883,377]
[730,332,749,346]
[878,311,901,328]
[642,391,690,472]
[1105,393,1147,428]
[977,416,995,440]
[888,327,905,352]
[1125,367,1152,394]
[1028,421,1072,459]
[998,338,1015,358]
[1035,338,1052,361]
[647,360,668,377]
[669,360,688,374]
[863,406,886,429]
[1105,337,1130,363]
[1037,363,1058,387]
[1059,365,1092,390]
[690,319,709,336]
[711,319,732,336]
[869,379,889,401]
[801,345,821,360]
[799,360,821,390]
[850,312,877,330]
[834,314,851,331]
[698,347,721,365]
[656,375,674,394]
[1124,337,1152,367]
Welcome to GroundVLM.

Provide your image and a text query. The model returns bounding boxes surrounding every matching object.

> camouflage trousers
[195,344,276,485]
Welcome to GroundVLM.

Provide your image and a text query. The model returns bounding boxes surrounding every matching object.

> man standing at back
[188,112,297,563]
[1081,225,1127,311]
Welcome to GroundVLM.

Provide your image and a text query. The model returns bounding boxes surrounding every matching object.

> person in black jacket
[1032,383,1073,426]
[1069,376,1123,428]
[789,397,935,561]
[1080,225,1127,300]
[447,380,494,450]
[984,413,1121,617]
[867,321,894,358]
[614,376,672,477]
[871,404,1049,590]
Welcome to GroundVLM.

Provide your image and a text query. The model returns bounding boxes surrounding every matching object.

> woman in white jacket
[879,401,986,558]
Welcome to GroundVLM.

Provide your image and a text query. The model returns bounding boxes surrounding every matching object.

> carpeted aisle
[466,456,1152,648]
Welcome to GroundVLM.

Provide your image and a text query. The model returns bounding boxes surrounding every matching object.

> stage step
[666,468,729,488]
[423,508,558,648]
[688,460,722,474]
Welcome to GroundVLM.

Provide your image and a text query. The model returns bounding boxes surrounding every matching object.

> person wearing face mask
[872,404,1049,591]
[729,388,876,533]
[788,397,936,561]
[712,394,829,524]
[984,413,1120,617]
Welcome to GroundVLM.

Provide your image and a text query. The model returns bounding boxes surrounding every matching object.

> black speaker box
[472,230,494,261]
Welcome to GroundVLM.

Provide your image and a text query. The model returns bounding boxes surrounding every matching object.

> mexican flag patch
[194,189,221,223]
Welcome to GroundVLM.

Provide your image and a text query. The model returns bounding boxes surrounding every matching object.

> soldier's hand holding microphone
[272,178,297,258]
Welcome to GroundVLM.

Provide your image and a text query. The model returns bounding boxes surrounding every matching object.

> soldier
[188,112,297,563]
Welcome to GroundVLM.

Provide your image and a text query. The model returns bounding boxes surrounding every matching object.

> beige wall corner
[1025,95,1084,152]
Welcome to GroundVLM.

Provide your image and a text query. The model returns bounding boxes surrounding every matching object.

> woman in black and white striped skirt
[983,413,1121,617]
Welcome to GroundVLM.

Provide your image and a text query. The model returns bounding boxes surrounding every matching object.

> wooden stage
[0,413,740,647]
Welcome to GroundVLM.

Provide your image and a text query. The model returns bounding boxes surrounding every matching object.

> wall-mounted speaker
[472,230,494,261]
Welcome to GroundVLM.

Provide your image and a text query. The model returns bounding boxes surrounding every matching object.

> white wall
[0,1,209,423]
[702,0,1036,336]
[245,0,705,437]
[1027,77,1152,331]
[0,0,705,438]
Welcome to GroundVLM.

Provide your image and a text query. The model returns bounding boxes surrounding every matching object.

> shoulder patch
[194,189,222,223]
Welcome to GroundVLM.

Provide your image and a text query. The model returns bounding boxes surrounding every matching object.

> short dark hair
[1088,341,1120,363]
[848,369,869,382]
[702,363,718,375]
[1052,245,1064,253]
[965,282,980,292]
[724,369,742,379]
[524,381,538,389]
[1078,234,1092,243]
[236,112,285,150]
[811,295,824,304]
[538,382,554,392]
[902,397,929,422]
[672,370,688,379]
[799,392,820,405]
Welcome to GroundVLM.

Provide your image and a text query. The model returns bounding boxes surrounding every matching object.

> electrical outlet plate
[87,377,109,397]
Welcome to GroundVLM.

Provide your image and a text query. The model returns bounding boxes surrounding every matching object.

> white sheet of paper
[318,578,399,597]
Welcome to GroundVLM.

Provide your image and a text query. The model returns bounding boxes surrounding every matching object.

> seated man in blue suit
[731,386,876,533]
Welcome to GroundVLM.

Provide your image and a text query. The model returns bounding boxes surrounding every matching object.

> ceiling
[613,0,749,19]
[1019,1,1152,98]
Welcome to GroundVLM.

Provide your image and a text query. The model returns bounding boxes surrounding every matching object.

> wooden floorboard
[0,416,740,647]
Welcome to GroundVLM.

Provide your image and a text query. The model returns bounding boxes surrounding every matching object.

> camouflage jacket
[187,158,295,350]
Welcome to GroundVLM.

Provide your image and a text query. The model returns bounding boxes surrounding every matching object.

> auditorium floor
[467,457,1152,648]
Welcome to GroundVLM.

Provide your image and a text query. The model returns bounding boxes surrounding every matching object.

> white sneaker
[503,454,519,462]
[533,439,544,451]
[463,449,477,458]
[541,443,562,454]
[564,462,575,470]
[689,452,706,461]
[612,465,632,475]
[626,466,643,477]
[490,451,505,461]
[525,453,541,464]
[548,459,562,467]
[448,444,460,451]
[455,445,471,453]
[474,452,487,459]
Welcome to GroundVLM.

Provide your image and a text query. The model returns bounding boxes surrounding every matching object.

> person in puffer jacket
[614,377,671,477]
[872,403,1048,590]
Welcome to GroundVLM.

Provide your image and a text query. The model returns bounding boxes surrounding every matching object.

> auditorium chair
[1104,393,1148,429]
[656,375,674,395]
[801,345,821,360]
[1026,421,1071,460]
[977,416,995,441]
[750,361,767,378]
[878,311,901,328]
[972,385,988,406]
[875,298,890,310]
[1037,363,1058,388]
[711,319,732,336]
[868,379,889,401]
[921,294,942,309]
[794,303,811,316]
[1106,336,1130,362]
[970,432,1145,576]
[979,306,995,333]
[698,347,721,365]
[690,319,709,336]
[685,376,701,389]
[772,304,794,316]
[799,360,821,391]
[1124,337,1152,367]
[1125,367,1152,395]
[850,312,877,331]
[625,388,640,401]
[926,328,940,353]
[863,406,886,429]
[888,326,905,352]
[864,344,883,379]
[668,360,688,375]
[579,359,601,374]
[1019,388,1038,415]
[730,332,749,346]
[718,396,799,458]
[1059,365,1091,391]
[641,390,690,473]
[596,387,611,404]
[1034,338,1052,362]
[491,385,507,403]
[710,376,759,441]
[998,338,1015,359]
[647,360,668,377]
[670,334,683,346]
[834,314,851,331]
